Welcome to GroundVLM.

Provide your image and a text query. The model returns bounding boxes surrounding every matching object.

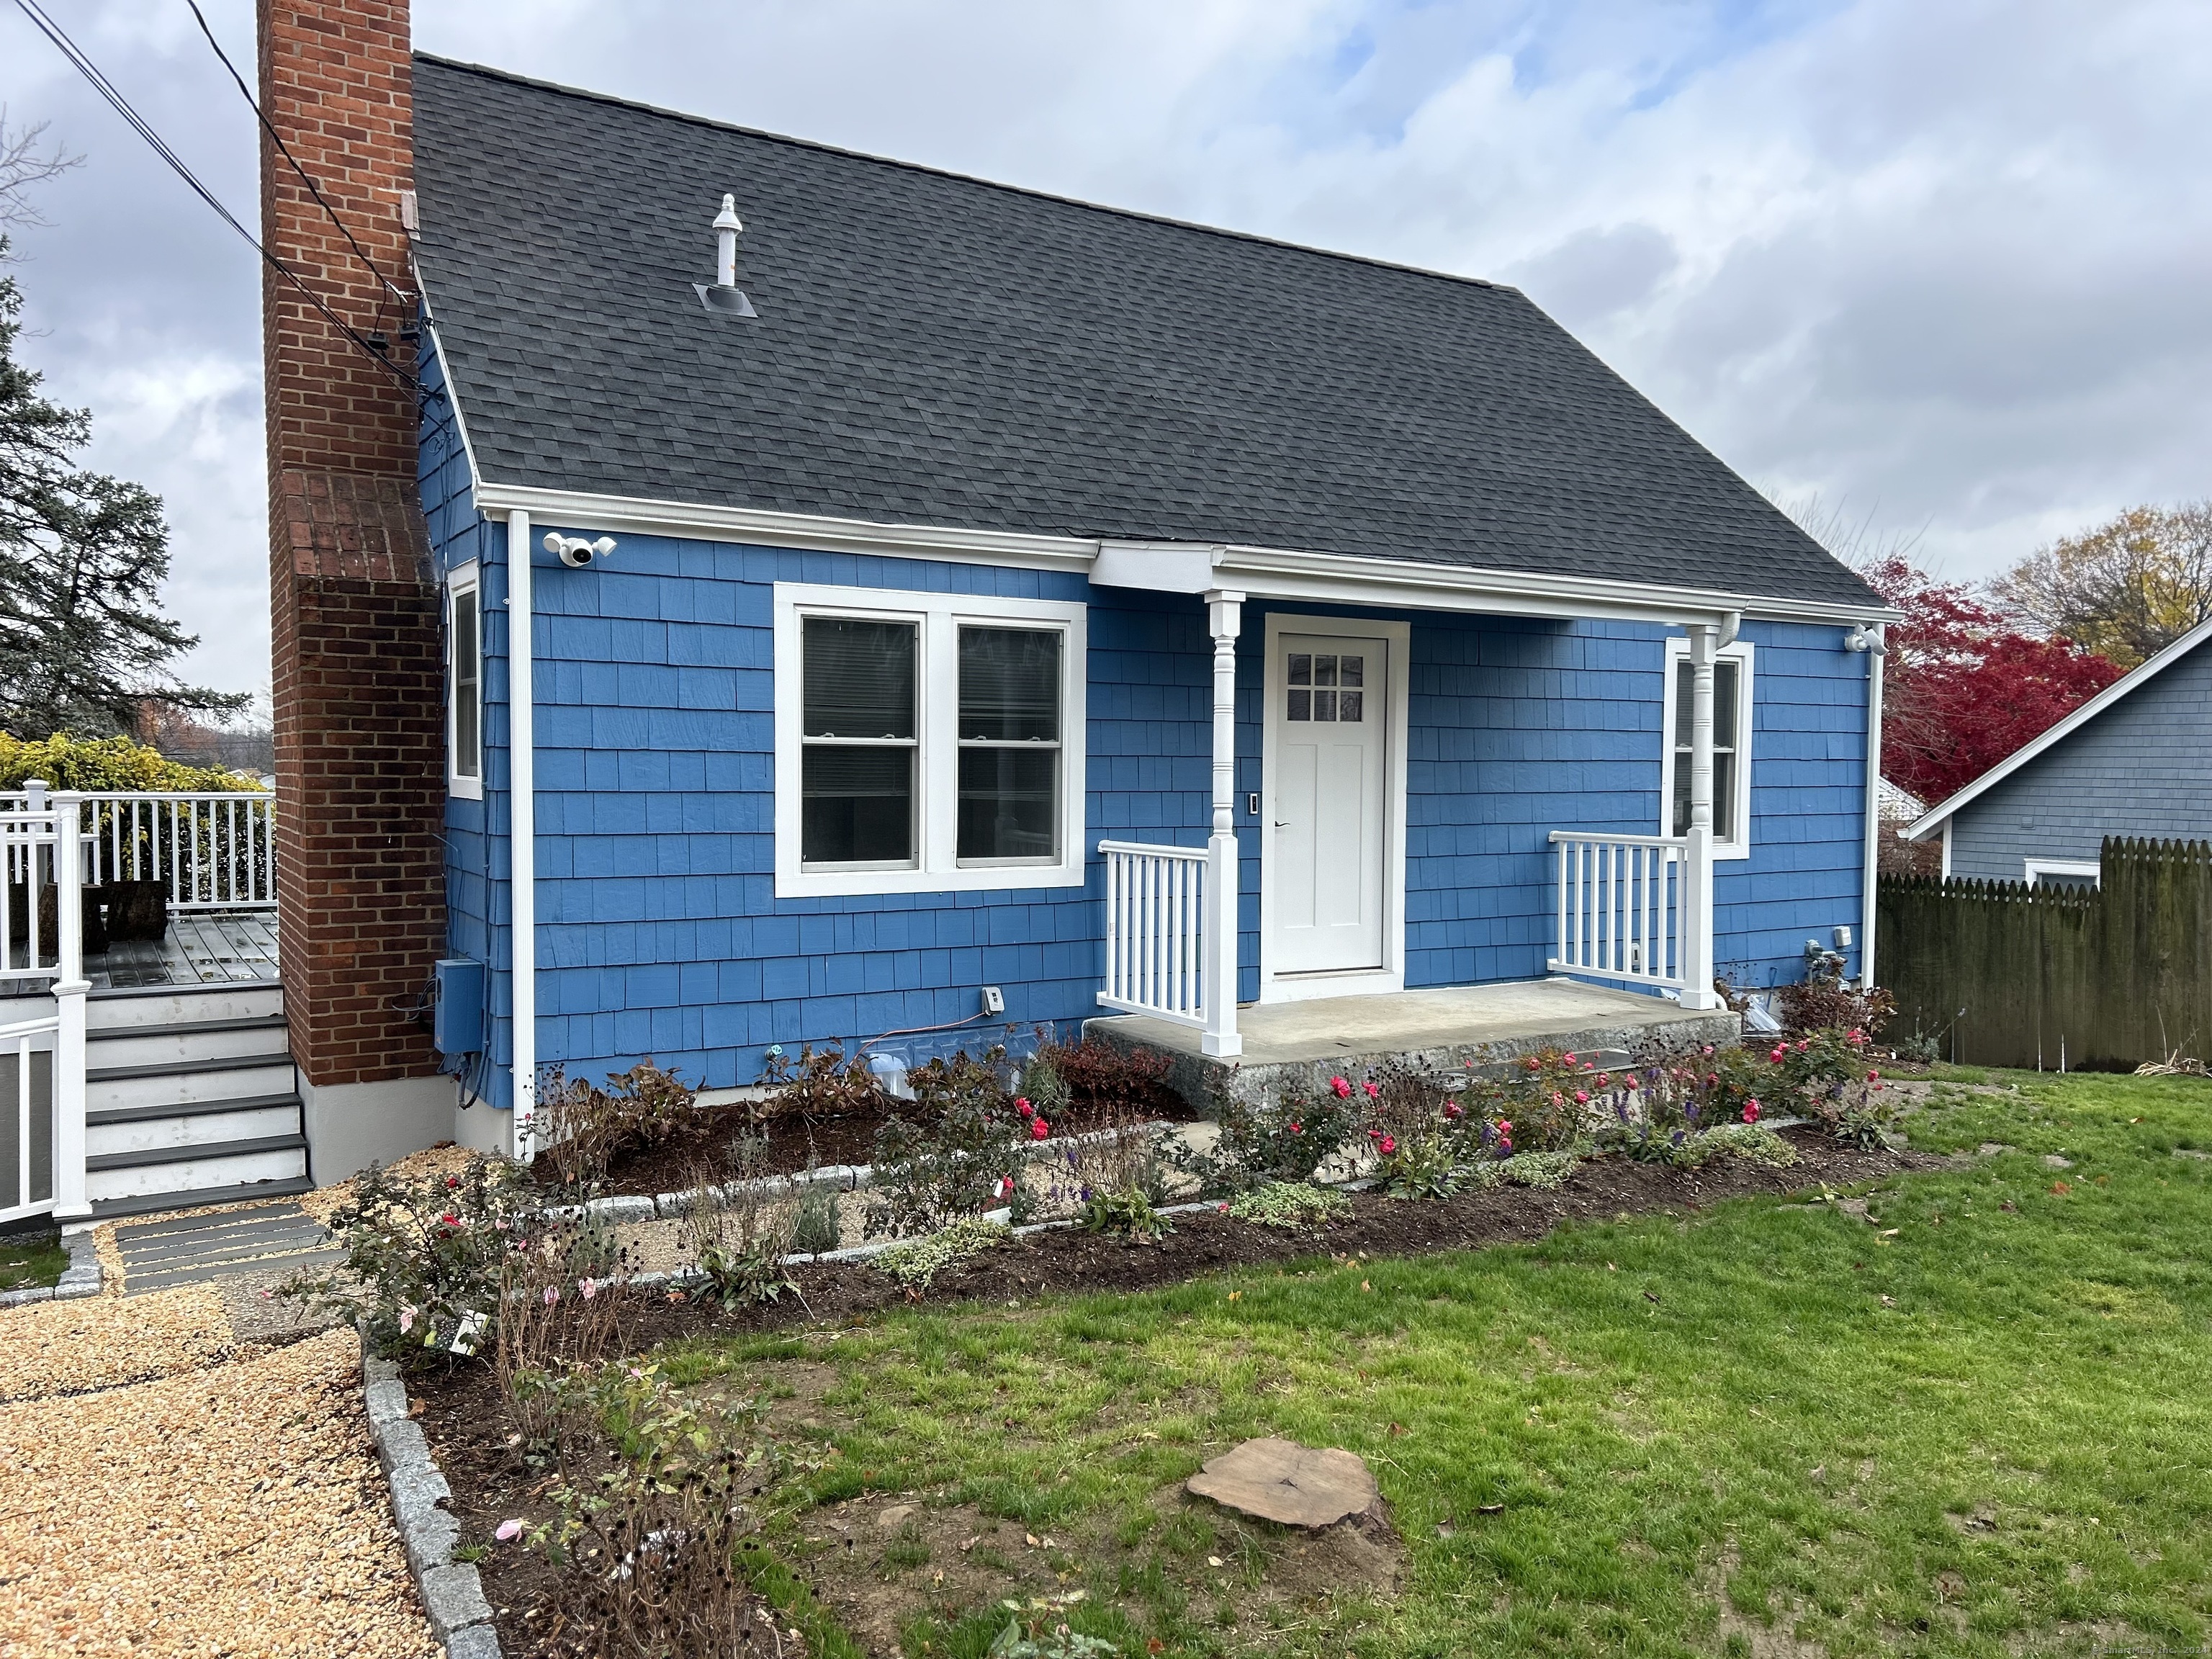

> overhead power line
[182,0,410,306]
[11,0,418,390]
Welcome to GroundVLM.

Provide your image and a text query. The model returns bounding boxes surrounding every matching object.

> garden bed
[415,1123,1927,1658]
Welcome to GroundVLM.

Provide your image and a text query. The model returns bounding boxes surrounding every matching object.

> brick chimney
[258,0,446,1168]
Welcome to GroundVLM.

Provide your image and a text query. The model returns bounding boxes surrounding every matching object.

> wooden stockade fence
[1877,837,2212,1071]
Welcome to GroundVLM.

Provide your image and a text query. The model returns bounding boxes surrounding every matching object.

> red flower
[1378,1135,1397,1156]
[1742,1101,1761,1123]
[1573,1090,1589,1105]
[1444,1103,1463,1120]
[446,1176,459,1189]
[1331,1076,1352,1099]
[1288,1122,1303,1133]
[1015,1097,1034,1118]
[1596,1074,1612,1089]
[1363,1080,1380,1100]
[1867,1069,1881,1082]
[440,1213,459,1227]
[1496,1120,1512,1136]
[1030,1118,1050,1141]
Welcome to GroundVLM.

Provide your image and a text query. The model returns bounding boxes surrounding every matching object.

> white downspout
[507,509,536,1160]
[1859,624,1885,986]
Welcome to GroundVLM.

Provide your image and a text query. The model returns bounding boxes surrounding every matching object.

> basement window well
[772,583,1087,898]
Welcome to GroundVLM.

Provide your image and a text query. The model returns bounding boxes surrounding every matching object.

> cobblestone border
[359,1329,503,1659]
[0,1228,104,1307]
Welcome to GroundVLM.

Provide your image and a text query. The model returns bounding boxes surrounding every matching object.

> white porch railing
[0,795,88,1224]
[3,786,276,911]
[1548,830,1691,992]
[1098,840,1210,1029]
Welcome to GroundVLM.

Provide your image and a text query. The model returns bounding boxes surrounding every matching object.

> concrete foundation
[301,1071,459,1183]
[1085,976,1741,1110]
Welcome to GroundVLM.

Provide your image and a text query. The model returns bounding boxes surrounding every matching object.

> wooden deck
[86,909,280,989]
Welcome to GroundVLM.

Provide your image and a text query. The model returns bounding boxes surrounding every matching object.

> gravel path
[0,1305,436,1656]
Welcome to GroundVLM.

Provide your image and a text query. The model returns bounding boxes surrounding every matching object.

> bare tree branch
[0,109,84,235]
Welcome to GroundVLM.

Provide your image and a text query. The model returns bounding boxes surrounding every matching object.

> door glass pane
[1287,690,1310,721]
[801,747,914,864]
[958,748,1058,860]
[1314,655,1337,688]
[1313,689,1337,721]
[1339,689,1363,722]
[1288,653,1312,686]
[803,617,916,739]
[1339,656,1363,688]
[959,627,1060,741]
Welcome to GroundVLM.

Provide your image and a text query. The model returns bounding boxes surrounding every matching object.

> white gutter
[505,508,536,1159]
[1859,624,1884,986]
[469,480,1902,629]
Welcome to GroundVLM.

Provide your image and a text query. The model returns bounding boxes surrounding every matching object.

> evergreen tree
[0,245,243,737]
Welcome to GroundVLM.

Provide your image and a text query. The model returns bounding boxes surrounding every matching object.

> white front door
[1270,631,1388,975]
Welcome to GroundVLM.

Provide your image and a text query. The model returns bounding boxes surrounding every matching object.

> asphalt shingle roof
[410,56,1879,610]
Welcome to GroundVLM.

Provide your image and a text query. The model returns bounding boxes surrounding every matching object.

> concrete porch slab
[1084,976,1740,1110]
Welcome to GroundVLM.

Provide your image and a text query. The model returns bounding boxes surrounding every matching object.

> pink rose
[1030,1117,1050,1140]
[1573,1090,1588,1105]
[1867,1069,1881,1082]
[1378,1135,1397,1156]
[1743,1101,1761,1123]
[1363,1080,1380,1100]
[1496,1120,1512,1135]
[1016,1098,1034,1118]
[543,1285,559,1306]
[1331,1076,1352,1099]
[496,1519,524,1542]
[1288,1122,1302,1133]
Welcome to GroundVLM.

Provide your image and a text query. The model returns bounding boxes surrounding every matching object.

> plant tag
[449,1309,487,1356]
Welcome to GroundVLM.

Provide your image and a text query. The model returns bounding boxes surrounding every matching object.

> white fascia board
[464,480,1899,628]
[417,310,486,502]
[471,481,1098,573]
[1904,614,2212,841]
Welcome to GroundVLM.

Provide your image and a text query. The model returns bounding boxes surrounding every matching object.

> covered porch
[1083,541,1752,1067]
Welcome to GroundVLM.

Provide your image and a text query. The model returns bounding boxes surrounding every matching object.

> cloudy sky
[4,0,2208,701]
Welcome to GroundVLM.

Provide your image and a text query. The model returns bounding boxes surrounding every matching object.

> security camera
[542,533,616,569]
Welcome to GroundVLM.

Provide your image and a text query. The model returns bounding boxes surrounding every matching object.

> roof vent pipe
[714,194,743,289]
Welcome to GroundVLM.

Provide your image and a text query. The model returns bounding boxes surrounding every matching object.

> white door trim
[1257,612,1409,1003]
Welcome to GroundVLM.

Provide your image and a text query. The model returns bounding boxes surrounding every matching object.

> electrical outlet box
[433,957,485,1055]
[981,985,1004,1016]
[1833,925,1853,950]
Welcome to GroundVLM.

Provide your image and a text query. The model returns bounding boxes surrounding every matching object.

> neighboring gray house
[1907,616,2212,885]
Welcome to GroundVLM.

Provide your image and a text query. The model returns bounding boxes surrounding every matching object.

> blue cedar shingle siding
[1946,637,2212,882]
[422,450,1871,1097]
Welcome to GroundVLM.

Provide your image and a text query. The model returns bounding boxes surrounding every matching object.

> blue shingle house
[404,58,1892,1155]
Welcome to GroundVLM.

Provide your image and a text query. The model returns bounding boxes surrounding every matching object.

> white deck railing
[1548,830,1690,992]
[3,788,276,912]
[0,1010,59,1224]
[1098,840,1210,1029]
[0,795,86,1223]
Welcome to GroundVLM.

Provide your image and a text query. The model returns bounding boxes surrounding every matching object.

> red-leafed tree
[1860,554,2125,804]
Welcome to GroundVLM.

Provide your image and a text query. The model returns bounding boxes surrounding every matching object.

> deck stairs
[84,981,310,1220]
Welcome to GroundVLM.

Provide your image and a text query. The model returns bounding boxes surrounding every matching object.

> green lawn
[666,1071,2212,1658]
[0,1229,64,1291]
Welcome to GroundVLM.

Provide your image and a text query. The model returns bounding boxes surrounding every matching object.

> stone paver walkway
[114,1200,343,1297]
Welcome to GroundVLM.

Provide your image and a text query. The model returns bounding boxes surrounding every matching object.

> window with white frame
[2025,858,2099,890]
[447,564,482,800]
[774,584,1087,896]
[1658,638,1754,857]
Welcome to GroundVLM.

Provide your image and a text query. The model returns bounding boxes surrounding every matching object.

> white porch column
[50,792,90,1223]
[1678,624,1722,1012]
[1202,590,1244,1058]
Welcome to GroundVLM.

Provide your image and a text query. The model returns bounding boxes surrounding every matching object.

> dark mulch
[536,1091,1202,1202]
[421,1126,1930,1657]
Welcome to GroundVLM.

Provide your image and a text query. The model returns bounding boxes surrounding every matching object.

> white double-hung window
[1658,637,1753,858]
[773,583,1087,896]
[447,562,483,801]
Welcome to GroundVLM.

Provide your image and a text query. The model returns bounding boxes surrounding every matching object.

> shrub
[280,1154,537,1360]
[868,1048,1027,1238]
[1033,1036,1177,1120]
[792,1179,843,1256]
[1166,1071,1360,1192]
[1016,1042,1072,1123]
[1467,1148,1583,1190]
[676,1146,800,1310]
[1077,1187,1172,1241]
[536,1060,698,1189]
[518,1362,791,1654]
[874,1216,1010,1292]
[0,731,264,793]
[1773,974,1895,1042]
[1224,1181,1349,1231]
[493,1210,637,1442]
[1463,1048,1638,1154]
[1694,1122,1800,1168]
[1359,1062,1471,1199]
[1039,1102,1169,1228]
[757,1040,885,1120]
[989,1619,1118,1658]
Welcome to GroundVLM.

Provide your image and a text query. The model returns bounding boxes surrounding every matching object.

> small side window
[449,568,482,799]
